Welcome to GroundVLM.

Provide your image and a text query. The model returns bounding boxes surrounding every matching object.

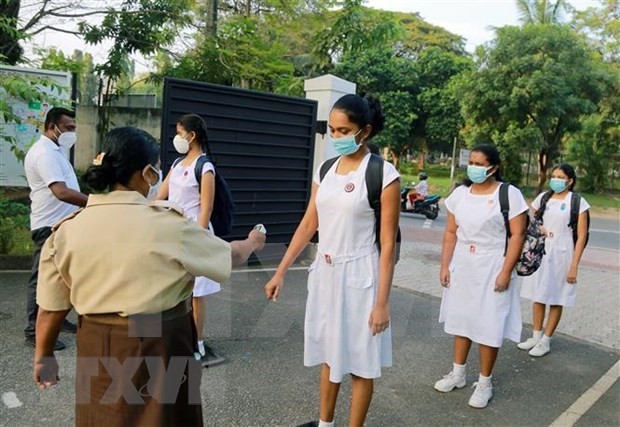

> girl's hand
[264,275,284,302]
[439,267,450,288]
[567,266,578,284]
[368,304,390,336]
[494,270,512,292]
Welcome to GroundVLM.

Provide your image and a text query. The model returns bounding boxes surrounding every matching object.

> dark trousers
[24,226,52,339]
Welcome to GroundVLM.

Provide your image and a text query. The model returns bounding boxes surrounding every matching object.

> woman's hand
[439,266,450,288]
[494,270,512,292]
[368,304,390,336]
[264,274,284,302]
[34,356,59,389]
[567,265,578,284]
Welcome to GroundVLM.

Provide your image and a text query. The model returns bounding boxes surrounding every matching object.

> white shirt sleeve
[36,154,67,187]
[444,185,465,214]
[531,192,545,210]
[201,161,216,177]
[578,194,591,214]
[508,185,529,220]
[382,161,400,189]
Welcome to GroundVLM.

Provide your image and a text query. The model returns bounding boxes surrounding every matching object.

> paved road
[402,205,620,252]
[1,266,618,426]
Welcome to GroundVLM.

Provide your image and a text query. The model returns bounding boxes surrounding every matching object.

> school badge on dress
[344,182,355,193]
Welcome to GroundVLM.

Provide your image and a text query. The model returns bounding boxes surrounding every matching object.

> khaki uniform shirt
[37,191,232,316]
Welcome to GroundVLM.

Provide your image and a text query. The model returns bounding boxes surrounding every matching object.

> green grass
[9,227,33,255]
[398,163,620,213]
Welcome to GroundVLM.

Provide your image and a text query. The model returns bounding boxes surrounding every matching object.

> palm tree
[515,0,569,24]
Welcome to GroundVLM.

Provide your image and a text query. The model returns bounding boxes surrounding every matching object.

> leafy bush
[0,218,16,254]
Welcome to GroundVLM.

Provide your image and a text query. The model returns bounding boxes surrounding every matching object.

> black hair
[44,107,75,131]
[177,113,213,158]
[463,143,504,186]
[83,127,159,192]
[552,163,577,191]
[332,94,385,140]
[367,143,380,155]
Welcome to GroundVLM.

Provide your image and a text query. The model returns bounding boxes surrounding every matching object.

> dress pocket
[345,278,374,312]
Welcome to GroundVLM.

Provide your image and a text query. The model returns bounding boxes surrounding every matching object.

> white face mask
[55,125,77,150]
[145,165,162,200]
[173,135,190,154]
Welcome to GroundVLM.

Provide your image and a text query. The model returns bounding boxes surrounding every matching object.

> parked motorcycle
[400,186,441,220]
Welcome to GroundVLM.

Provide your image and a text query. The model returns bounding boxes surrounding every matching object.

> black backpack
[319,154,401,264]
[568,192,590,247]
[172,154,235,237]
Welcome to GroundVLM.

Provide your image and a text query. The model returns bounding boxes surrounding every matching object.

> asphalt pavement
[1,263,618,426]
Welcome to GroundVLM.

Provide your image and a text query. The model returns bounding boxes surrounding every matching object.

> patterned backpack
[499,184,550,277]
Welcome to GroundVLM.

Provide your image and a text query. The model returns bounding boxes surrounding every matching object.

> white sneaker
[529,340,550,357]
[517,337,540,350]
[468,381,493,408]
[434,371,466,392]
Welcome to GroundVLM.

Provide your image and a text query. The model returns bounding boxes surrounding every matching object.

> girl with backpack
[518,163,590,357]
[157,113,225,366]
[264,94,400,427]
[436,144,528,408]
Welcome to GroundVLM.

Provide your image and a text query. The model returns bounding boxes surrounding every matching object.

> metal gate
[160,78,318,245]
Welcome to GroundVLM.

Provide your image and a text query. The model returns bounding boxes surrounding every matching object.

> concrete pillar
[304,74,356,172]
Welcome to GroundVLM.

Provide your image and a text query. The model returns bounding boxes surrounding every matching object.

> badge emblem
[344,182,355,193]
[560,203,566,211]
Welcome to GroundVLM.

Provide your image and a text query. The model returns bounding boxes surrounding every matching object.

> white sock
[453,362,466,377]
[478,373,492,385]
[318,420,334,427]
[540,334,551,344]
[197,340,206,356]
[533,330,543,340]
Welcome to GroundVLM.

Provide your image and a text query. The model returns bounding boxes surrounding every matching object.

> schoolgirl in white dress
[436,144,528,409]
[156,113,224,366]
[265,94,400,427]
[518,163,590,357]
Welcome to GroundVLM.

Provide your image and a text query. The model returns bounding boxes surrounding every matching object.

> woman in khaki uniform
[33,127,265,426]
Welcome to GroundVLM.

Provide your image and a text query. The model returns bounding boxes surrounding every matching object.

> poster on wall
[0,65,71,187]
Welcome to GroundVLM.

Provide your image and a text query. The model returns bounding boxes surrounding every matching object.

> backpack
[172,154,235,237]
[568,192,590,248]
[319,154,402,264]
[499,183,547,277]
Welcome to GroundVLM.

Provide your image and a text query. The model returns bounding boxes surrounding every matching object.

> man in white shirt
[23,107,88,350]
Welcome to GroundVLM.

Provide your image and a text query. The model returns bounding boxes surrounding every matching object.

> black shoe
[24,336,67,351]
[200,344,226,367]
[61,319,78,333]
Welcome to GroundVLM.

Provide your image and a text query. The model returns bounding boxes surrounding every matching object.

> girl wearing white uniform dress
[264,94,400,427]
[156,113,224,366]
[436,144,528,409]
[518,163,590,357]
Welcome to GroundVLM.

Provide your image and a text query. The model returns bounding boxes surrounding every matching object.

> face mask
[145,165,162,200]
[327,129,363,156]
[55,126,77,150]
[173,134,190,154]
[467,165,494,184]
[549,177,568,193]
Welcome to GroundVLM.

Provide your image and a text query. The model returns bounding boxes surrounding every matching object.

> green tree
[457,24,606,189]
[573,0,620,64]
[37,48,98,105]
[515,0,569,24]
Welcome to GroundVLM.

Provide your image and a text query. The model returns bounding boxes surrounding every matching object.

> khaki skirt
[75,307,203,426]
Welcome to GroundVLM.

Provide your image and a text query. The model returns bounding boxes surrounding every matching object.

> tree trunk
[537,149,549,194]
[0,0,23,65]
[389,148,399,169]
[417,149,425,171]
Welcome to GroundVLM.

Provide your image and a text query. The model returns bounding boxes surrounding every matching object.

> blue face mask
[467,165,493,184]
[328,129,363,156]
[549,178,568,193]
